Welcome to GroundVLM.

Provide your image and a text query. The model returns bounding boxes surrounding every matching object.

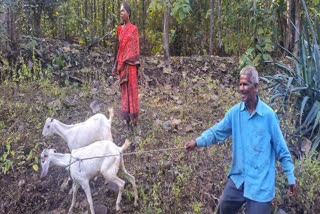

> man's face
[239,74,258,103]
[120,5,129,23]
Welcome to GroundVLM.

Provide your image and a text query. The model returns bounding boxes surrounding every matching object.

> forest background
[0,0,320,213]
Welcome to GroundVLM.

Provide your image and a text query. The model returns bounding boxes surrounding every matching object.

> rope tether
[66,146,186,168]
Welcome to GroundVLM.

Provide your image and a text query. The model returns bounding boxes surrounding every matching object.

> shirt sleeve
[271,114,296,185]
[196,110,232,147]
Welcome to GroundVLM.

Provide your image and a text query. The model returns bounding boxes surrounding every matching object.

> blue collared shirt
[196,97,295,202]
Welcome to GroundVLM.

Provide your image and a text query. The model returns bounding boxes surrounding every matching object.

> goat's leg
[81,180,95,214]
[114,177,125,211]
[105,176,125,211]
[68,182,79,214]
[120,157,138,206]
[122,170,138,206]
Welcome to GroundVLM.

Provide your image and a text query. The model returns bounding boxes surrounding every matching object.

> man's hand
[185,139,197,152]
[288,184,297,195]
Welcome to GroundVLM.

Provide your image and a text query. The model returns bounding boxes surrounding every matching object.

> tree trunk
[94,0,97,20]
[7,6,17,47]
[293,0,300,57]
[285,0,294,52]
[85,0,88,24]
[0,10,9,80]
[112,0,115,27]
[217,0,222,48]
[142,0,146,43]
[163,2,171,60]
[33,1,43,37]
[209,0,215,55]
[102,1,106,36]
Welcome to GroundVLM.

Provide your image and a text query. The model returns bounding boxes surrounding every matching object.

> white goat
[40,139,138,213]
[42,108,114,150]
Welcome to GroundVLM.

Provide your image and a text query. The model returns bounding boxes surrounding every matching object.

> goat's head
[40,148,56,178]
[42,118,54,137]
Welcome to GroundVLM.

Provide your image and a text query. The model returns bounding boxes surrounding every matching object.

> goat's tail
[108,107,114,121]
[120,139,132,152]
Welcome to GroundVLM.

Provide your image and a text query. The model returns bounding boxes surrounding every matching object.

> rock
[171,119,181,129]
[163,120,171,130]
[94,204,108,214]
[106,182,119,192]
[47,99,62,111]
[90,100,100,113]
[300,137,312,158]
[63,96,77,107]
[275,208,287,214]
[18,179,26,188]
[211,94,219,101]
[185,124,193,133]
[161,161,172,171]
[163,65,172,74]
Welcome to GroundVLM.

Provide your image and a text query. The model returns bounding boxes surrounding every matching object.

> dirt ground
[2,39,295,214]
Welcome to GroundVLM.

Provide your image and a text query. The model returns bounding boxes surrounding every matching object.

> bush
[275,157,320,213]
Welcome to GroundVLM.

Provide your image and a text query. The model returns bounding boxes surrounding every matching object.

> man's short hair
[240,66,259,84]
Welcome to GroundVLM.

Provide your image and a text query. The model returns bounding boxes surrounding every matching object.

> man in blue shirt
[185,66,296,214]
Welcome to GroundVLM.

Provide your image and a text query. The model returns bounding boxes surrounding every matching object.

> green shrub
[275,157,320,213]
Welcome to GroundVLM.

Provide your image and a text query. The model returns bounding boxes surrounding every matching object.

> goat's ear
[50,118,54,122]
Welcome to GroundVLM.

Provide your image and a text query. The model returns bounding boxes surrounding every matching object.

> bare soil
[1,39,288,214]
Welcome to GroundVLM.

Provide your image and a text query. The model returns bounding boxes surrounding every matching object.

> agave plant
[262,0,320,158]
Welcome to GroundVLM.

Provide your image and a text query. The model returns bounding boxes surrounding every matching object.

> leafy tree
[239,0,277,69]
[148,0,191,58]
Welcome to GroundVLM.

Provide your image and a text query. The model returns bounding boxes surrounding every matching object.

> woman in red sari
[113,2,140,130]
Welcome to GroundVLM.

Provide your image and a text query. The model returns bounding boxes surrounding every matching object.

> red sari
[115,22,140,124]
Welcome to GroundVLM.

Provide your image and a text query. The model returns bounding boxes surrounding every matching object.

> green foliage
[5,0,314,57]
[240,40,273,69]
[239,0,275,69]
[57,2,78,40]
[147,0,191,55]
[0,140,14,175]
[26,143,40,171]
[148,0,192,21]
[275,157,320,212]
[192,201,203,213]
[171,0,191,24]
[0,139,40,175]
[0,36,55,83]
[0,101,42,176]
[0,77,75,177]
[262,0,320,158]
[148,0,166,14]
